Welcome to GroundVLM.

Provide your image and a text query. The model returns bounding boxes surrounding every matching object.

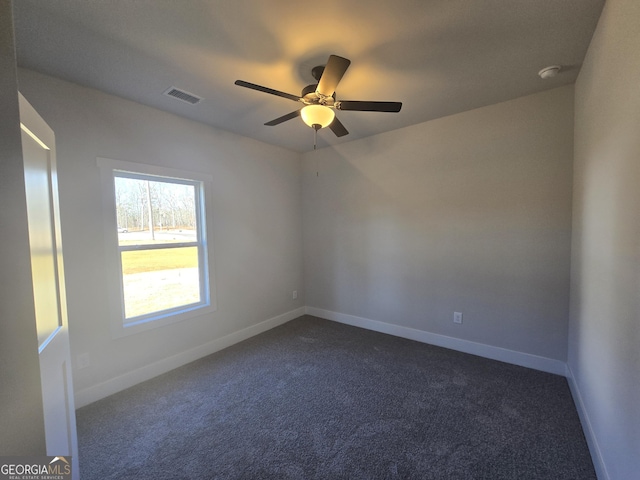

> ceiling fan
[234,55,402,141]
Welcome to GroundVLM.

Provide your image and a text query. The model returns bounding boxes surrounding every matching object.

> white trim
[96,156,217,338]
[97,156,213,183]
[74,307,305,408]
[305,307,567,376]
[566,365,610,480]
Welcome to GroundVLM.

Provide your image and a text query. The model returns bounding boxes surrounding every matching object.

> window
[98,158,215,336]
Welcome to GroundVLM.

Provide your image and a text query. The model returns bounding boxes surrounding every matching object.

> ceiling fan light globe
[301,105,335,129]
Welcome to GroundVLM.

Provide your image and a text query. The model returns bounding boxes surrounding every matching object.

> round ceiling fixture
[538,65,561,79]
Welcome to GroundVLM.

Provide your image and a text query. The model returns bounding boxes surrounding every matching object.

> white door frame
[20,93,79,480]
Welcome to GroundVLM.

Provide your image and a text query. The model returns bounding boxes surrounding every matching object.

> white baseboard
[74,307,305,408]
[77,305,567,407]
[566,365,610,480]
[305,306,567,376]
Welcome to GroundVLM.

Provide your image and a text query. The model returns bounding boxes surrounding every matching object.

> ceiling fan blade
[329,116,349,137]
[337,101,402,113]
[316,55,351,97]
[264,110,301,126]
[235,80,301,102]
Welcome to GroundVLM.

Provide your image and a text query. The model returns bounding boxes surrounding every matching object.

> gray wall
[570,0,640,478]
[0,0,46,454]
[303,86,574,362]
[18,69,304,404]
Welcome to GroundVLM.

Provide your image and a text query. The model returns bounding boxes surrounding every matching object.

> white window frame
[98,157,216,338]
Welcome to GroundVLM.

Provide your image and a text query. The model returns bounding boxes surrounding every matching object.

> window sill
[110,303,217,339]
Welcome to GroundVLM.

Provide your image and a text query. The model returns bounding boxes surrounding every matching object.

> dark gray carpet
[76,315,595,479]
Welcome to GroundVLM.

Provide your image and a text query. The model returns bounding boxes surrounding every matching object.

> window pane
[121,246,201,319]
[115,176,198,246]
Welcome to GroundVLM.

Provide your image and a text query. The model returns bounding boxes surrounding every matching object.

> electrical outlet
[77,353,91,369]
[292,290,298,300]
[453,312,463,324]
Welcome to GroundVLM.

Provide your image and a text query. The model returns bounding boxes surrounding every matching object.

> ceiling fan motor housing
[311,65,325,81]
[302,84,335,106]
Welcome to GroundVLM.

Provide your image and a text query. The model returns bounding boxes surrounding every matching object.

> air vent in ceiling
[163,87,203,105]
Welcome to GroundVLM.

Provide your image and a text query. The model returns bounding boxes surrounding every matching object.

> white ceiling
[13,0,604,153]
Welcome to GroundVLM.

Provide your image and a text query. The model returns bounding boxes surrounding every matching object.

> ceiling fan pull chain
[313,127,319,176]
